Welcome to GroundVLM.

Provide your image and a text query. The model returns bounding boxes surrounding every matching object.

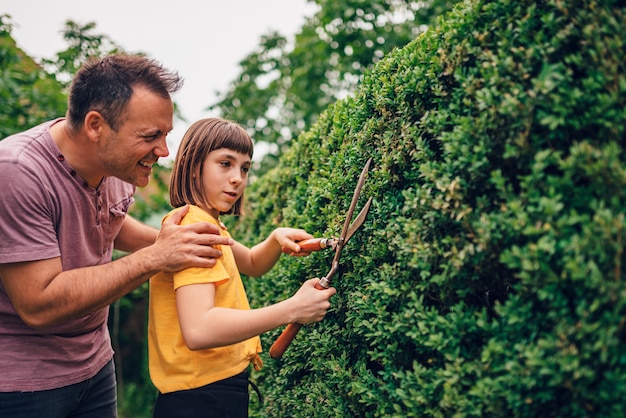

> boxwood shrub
[229,0,626,416]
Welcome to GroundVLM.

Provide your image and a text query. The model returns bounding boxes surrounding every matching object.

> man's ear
[84,111,107,143]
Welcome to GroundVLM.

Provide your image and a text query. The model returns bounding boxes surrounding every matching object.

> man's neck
[49,120,104,189]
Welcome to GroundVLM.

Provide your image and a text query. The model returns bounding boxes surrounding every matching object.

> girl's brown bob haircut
[169,118,254,215]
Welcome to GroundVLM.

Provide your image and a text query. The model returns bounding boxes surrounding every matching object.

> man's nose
[154,137,169,158]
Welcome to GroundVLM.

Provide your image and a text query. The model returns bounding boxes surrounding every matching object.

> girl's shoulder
[164,205,221,227]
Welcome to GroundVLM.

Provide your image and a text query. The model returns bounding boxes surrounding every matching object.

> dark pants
[153,370,251,418]
[0,359,117,418]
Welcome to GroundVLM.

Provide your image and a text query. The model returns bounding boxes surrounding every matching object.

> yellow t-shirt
[148,205,262,394]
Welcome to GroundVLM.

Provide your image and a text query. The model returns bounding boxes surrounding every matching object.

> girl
[148,118,336,418]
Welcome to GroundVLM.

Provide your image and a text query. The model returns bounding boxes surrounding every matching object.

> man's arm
[1,254,153,329]
[114,215,159,253]
[0,206,234,329]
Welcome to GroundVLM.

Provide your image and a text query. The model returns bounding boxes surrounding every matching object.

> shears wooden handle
[281,238,336,254]
[268,280,328,359]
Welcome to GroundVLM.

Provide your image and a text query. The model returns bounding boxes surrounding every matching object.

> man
[0,54,232,417]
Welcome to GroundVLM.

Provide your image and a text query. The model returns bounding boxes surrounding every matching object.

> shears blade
[344,196,373,245]
[335,157,372,250]
[319,158,373,287]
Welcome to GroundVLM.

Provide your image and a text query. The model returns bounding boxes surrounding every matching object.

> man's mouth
[139,160,154,169]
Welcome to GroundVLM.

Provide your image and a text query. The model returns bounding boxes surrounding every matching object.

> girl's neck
[198,204,220,220]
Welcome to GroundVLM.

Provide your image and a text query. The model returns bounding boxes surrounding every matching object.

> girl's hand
[290,278,336,324]
[273,227,314,256]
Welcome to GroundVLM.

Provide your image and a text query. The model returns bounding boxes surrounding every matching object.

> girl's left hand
[274,227,314,256]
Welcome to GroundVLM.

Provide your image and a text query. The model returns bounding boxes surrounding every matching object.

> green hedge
[229,0,626,416]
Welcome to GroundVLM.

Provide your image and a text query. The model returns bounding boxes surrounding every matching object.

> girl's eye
[220,161,231,167]
[242,166,250,174]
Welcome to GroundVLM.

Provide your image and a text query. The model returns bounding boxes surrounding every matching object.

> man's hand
[152,205,234,272]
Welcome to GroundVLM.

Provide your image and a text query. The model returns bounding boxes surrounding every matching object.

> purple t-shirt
[0,120,135,392]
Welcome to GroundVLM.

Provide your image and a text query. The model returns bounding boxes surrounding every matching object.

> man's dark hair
[67,54,184,131]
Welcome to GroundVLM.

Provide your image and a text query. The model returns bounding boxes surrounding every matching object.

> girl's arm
[232,227,314,277]
[176,278,336,350]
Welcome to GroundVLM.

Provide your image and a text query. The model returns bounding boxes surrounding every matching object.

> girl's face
[200,148,251,218]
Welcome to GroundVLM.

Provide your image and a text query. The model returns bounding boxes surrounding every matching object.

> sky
[3,0,317,160]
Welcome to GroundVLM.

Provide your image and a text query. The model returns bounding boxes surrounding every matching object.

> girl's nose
[230,171,243,184]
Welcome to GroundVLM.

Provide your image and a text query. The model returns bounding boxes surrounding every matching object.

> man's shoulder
[0,120,56,163]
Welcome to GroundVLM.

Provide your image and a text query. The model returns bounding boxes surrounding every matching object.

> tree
[0,16,126,138]
[41,20,122,87]
[0,14,66,138]
[209,0,461,174]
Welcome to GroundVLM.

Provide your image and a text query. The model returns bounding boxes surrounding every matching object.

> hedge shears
[270,158,373,359]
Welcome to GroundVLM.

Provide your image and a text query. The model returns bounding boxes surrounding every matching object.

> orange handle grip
[269,281,327,359]
[281,238,335,254]
[269,323,303,359]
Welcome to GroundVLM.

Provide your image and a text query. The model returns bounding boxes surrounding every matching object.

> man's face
[99,86,174,187]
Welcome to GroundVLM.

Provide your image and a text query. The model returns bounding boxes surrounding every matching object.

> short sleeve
[0,161,60,263]
[172,261,231,290]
